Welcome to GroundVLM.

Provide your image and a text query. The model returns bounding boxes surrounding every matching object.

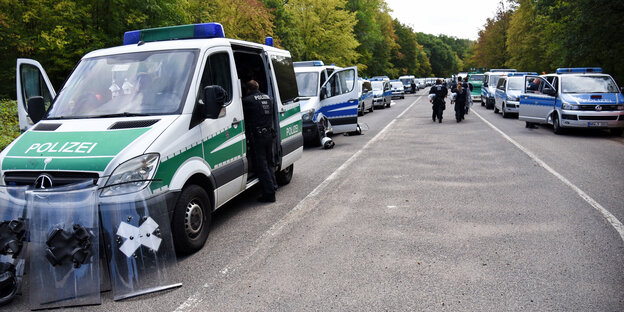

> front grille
[578,116,618,121]
[561,114,578,120]
[578,105,619,111]
[4,171,99,187]
[619,115,624,121]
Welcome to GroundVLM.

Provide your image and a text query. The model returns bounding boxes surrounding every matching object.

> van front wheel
[172,185,211,255]
[276,164,294,186]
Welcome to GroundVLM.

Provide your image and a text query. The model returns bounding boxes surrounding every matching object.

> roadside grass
[0,100,20,152]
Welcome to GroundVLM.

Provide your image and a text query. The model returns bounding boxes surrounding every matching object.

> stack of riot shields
[0,181,181,310]
[0,186,28,307]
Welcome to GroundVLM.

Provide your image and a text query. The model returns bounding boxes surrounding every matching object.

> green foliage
[474,0,624,84]
[0,0,482,99]
[0,99,19,152]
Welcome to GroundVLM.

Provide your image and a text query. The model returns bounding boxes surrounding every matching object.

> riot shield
[0,186,28,306]
[100,192,181,300]
[28,182,100,309]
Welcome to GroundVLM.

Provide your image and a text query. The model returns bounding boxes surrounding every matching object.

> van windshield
[469,74,484,81]
[400,78,411,85]
[371,81,384,91]
[488,75,502,86]
[508,78,523,91]
[561,76,619,94]
[295,72,319,97]
[47,50,197,118]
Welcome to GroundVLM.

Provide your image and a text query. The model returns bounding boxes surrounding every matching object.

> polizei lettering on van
[24,142,98,154]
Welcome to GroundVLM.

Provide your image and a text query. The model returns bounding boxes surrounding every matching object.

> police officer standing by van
[243,80,278,202]
[429,79,448,123]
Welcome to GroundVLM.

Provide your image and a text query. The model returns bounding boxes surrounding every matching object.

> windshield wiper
[92,112,151,118]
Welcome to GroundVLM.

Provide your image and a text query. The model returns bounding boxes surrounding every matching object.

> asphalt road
[10,89,624,311]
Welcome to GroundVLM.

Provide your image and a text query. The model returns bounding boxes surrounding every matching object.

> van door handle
[231,118,241,126]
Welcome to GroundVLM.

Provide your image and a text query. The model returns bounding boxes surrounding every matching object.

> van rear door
[319,67,359,134]
[16,59,57,131]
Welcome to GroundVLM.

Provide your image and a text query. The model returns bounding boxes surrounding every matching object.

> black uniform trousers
[250,131,277,197]
[432,102,444,121]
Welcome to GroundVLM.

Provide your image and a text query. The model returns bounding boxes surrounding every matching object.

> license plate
[588,122,607,127]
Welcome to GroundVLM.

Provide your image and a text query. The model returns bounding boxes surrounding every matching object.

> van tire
[276,164,294,186]
[552,114,564,135]
[369,104,374,113]
[172,185,211,254]
[494,105,499,114]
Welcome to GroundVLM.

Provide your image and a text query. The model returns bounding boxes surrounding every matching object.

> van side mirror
[542,87,556,96]
[202,85,229,119]
[27,96,46,123]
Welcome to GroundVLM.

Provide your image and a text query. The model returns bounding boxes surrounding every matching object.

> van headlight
[302,109,315,121]
[562,102,579,110]
[508,96,519,102]
[101,154,159,196]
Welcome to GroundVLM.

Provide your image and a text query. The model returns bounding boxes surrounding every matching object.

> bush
[0,99,20,152]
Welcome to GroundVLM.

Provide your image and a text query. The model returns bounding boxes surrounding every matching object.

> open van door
[319,66,359,134]
[519,75,556,125]
[16,59,56,131]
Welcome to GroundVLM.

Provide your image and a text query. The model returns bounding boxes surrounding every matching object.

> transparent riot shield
[28,182,100,310]
[0,186,28,306]
[100,192,181,300]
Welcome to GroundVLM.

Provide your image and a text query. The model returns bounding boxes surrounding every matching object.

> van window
[497,78,505,90]
[323,68,355,97]
[270,55,298,104]
[200,52,232,102]
[20,64,53,112]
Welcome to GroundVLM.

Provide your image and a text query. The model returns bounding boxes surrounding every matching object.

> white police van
[481,69,517,109]
[4,23,304,253]
[358,78,374,115]
[519,67,624,135]
[294,61,359,145]
[399,75,416,93]
[494,72,537,118]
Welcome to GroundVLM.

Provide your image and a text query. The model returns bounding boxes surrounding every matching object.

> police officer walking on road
[452,82,468,122]
[429,79,448,123]
[242,80,278,202]
[462,76,473,115]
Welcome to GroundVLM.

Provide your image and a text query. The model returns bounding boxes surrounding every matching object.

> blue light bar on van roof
[293,60,324,68]
[556,67,602,74]
[490,69,517,72]
[123,23,225,45]
[507,72,538,76]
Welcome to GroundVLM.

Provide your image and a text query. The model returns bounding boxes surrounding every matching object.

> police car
[390,80,405,99]
[5,23,305,254]
[519,67,624,135]
[370,77,392,108]
[399,75,416,93]
[358,78,374,115]
[482,69,517,109]
[294,60,359,145]
[494,72,537,118]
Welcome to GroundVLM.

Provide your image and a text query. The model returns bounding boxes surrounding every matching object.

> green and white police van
[2,23,303,254]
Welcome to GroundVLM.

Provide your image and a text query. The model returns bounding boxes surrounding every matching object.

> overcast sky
[385,0,504,40]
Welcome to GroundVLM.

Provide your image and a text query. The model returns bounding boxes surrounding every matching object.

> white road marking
[174,98,422,312]
[473,109,624,241]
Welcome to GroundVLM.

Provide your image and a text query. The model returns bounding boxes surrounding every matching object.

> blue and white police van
[370,77,391,109]
[294,61,359,145]
[358,78,374,115]
[494,72,537,118]
[519,67,624,135]
[482,69,517,109]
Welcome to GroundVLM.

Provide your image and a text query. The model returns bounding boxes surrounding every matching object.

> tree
[469,1,513,69]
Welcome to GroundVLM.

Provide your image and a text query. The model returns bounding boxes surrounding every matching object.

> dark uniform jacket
[429,83,448,106]
[242,90,274,133]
